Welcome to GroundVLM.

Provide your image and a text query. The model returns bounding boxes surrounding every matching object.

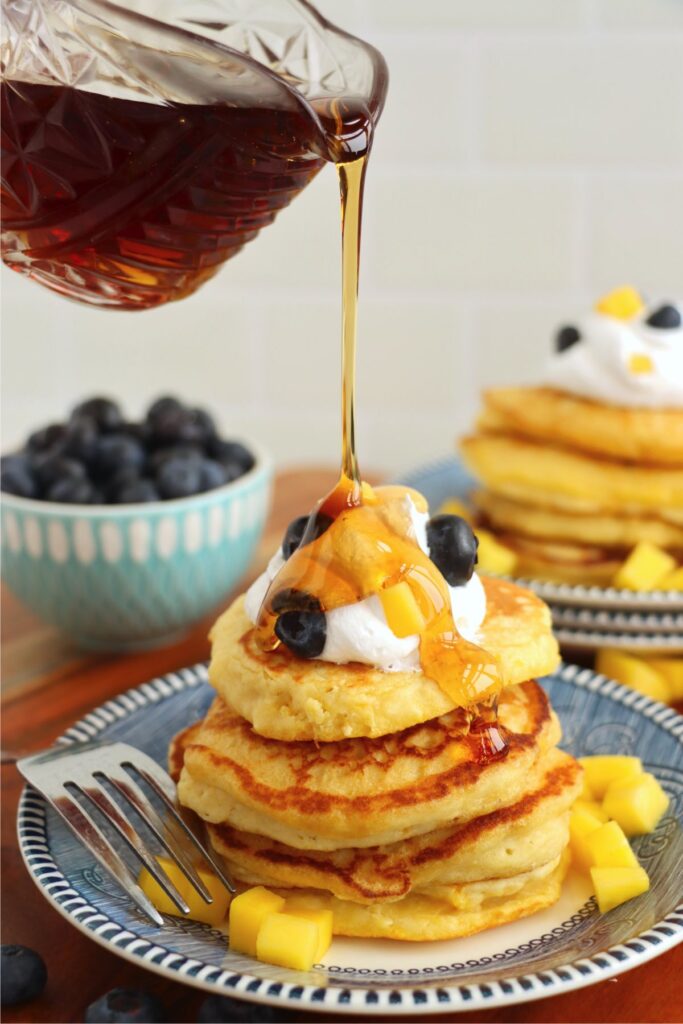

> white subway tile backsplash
[481,39,683,166]
[360,0,584,32]
[594,0,683,30]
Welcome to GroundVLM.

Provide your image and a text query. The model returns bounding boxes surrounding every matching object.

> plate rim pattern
[16,662,683,1016]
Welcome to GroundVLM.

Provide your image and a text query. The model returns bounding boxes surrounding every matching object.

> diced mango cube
[284,904,333,962]
[590,866,650,914]
[578,755,642,799]
[379,581,426,638]
[185,865,231,927]
[569,803,605,871]
[659,567,683,592]
[627,353,654,376]
[138,856,189,917]
[585,820,639,869]
[361,481,377,504]
[437,498,474,525]
[646,657,683,700]
[595,285,644,321]
[256,912,320,971]
[475,529,518,576]
[595,649,670,703]
[603,773,669,837]
[229,887,285,957]
[613,542,677,591]
[573,799,609,824]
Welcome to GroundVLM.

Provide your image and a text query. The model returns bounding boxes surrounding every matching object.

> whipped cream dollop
[244,497,487,673]
[544,300,683,409]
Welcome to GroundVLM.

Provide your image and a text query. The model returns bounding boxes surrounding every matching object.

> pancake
[479,386,683,466]
[176,681,561,849]
[461,434,683,516]
[264,856,568,941]
[476,489,683,551]
[208,578,559,742]
[206,748,580,903]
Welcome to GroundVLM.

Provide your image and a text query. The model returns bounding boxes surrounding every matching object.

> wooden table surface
[2,468,681,1024]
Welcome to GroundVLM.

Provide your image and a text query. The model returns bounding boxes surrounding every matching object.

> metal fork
[18,741,235,926]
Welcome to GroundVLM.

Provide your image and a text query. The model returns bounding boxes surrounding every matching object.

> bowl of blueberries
[0,396,272,650]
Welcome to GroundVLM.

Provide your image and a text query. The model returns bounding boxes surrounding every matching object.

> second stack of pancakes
[173,534,581,943]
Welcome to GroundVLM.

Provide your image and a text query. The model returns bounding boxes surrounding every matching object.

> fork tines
[18,741,235,926]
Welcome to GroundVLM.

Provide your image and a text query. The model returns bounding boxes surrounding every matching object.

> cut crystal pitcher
[0,0,387,308]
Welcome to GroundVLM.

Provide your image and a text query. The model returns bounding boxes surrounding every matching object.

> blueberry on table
[426,514,479,587]
[27,422,67,454]
[1,455,37,498]
[32,454,86,492]
[555,324,581,353]
[275,608,327,658]
[197,994,281,1023]
[156,455,203,499]
[92,434,146,480]
[0,945,47,1007]
[115,479,160,503]
[47,478,99,504]
[84,988,166,1023]
[646,303,681,329]
[210,439,255,473]
[71,397,123,433]
[61,415,99,464]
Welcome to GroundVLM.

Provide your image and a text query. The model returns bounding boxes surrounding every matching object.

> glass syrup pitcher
[0,0,387,309]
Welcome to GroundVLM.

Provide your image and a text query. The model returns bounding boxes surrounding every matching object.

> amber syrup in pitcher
[0,82,370,309]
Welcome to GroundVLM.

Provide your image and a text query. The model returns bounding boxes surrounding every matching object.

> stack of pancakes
[172,577,581,942]
[462,388,683,585]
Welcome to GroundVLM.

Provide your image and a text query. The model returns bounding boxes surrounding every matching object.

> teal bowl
[0,443,272,650]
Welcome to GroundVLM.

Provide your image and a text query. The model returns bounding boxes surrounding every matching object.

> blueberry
[646,303,681,329]
[84,988,166,1023]
[115,479,160,504]
[121,421,151,446]
[71,397,123,433]
[27,423,67,454]
[61,415,99,464]
[555,324,581,353]
[210,439,254,473]
[92,434,146,480]
[426,514,479,587]
[197,994,280,1023]
[47,478,98,504]
[282,515,309,558]
[32,454,86,492]
[146,395,184,423]
[1,455,37,498]
[1,945,47,1007]
[282,511,332,559]
[275,608,326,658]
[156,456,203,499]
[271,588,323,614]
[148,406,211,447]
[199,458,227,491]
[148,444,204,475]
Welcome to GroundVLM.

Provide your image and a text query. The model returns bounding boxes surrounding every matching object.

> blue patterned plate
[17,665,683,1015]
[400,456,683,615]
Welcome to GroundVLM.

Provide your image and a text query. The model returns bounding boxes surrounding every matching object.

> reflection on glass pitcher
[0,0,387,309]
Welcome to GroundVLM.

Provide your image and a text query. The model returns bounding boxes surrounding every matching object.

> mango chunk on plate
[585,820,639,869]
[475,529,518,576]
[256,912,321,971]
[138,857,231,926]
[569,803,605,870]
[285,904,333,962]
[590,866,650,914]
[612,542,677,591]
[595,649,670,703]
[138,856,188,917]
[603,773,669,837]
[645,657,683,701]
[379,581,426,638]
[573,799,609,824]
[595,285,644,321]
[578,755,642,800]
[229,887,285,957]
[659,567,683,591]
